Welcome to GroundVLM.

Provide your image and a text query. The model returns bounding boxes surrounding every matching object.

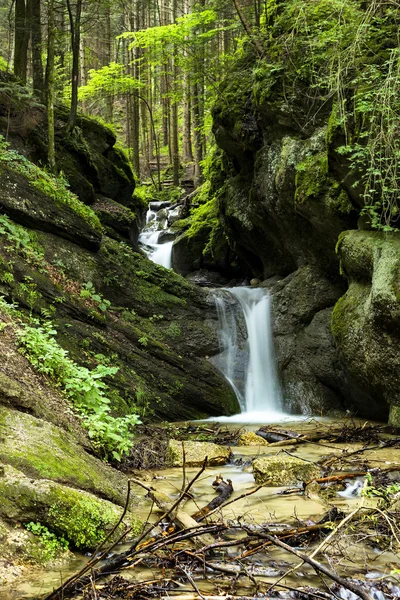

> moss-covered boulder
[0,464,142,549]
[332,230,400,424]
[0,167,102,251]
[93,195,140,245]
[166,439,231,467]
[252,455,321,486]
[0,406,133,506]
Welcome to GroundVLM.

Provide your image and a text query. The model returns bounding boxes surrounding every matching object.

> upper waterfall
[211,287,285,422]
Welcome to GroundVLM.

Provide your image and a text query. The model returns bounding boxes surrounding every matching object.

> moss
[0,406,131,506]
[46,487,141,549]
[0,465,142,550]
[331,283,367,341]
[295,152,329,204]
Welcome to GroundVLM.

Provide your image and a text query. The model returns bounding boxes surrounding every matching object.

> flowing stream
[211,287,286,422]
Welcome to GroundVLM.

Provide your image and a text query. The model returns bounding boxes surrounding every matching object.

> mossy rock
[237,431,269,446]
[252,455,320,486]
[93,195,140,245]
[0,464,142,549]
[0,167,102,251]
[166,439,232,467]
[0,406,132,507]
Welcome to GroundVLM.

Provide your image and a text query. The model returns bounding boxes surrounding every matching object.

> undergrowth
[0,295,140,461]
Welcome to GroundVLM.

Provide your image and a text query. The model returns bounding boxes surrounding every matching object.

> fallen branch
[244,528,374,600]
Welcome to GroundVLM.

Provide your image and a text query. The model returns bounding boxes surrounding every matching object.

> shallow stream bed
[3,417,400,599]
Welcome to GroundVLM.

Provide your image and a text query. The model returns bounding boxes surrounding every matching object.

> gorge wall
[172,0,400,425]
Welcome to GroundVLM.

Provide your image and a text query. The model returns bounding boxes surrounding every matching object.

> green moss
[46,488,140,549]
[0,140,102,233]
[0,406,131,506]
[295,152,329,204]
[331,283,367,340]
[0,465,142,550]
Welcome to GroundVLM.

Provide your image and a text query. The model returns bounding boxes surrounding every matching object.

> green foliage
[25,521,69,561]
[247,0,400,228]
[0,213,46,269]
[79,62,142,101]
[0,135,101,232]
[166,322,181,338]
[17,320,140,460]
[80,281,111,312]
[0,56,8,71]
[363,473,400,507]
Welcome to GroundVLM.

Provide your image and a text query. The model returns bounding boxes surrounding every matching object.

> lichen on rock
[166,439,232,467]
[252,455,321,486]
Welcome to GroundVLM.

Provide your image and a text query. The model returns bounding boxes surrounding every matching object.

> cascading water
[139,203,174,269]
[211,287,286,422]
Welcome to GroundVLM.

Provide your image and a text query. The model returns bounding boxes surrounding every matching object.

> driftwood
[192,475,233,520]
[244,528,374,600]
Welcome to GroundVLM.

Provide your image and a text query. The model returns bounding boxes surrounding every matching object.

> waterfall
[212,287,285,421]
[139,206,174,269]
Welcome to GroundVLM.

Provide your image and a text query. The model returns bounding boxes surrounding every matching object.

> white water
[139,208,173,269]
[212,287,287,422]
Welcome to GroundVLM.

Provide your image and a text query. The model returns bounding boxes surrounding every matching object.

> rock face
[166,440,232,467]
[331,231,400,423]
[252,455,321,486]
[169,3,400,423]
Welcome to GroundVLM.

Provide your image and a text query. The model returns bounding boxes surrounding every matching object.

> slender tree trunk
[171,0,180,186]
[31,0,44,96]
[14,0,30,83]
[46,0,56,171]
[105,1,113,122]
[182,73,193,162]
[66,0,83,133]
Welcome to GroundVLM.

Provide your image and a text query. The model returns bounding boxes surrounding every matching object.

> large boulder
[166,440,231,467]
[252,455,321,486]
[0,464,142,549]
[0,406,133,507]
[270,267,347,415]
[332,230,400,424]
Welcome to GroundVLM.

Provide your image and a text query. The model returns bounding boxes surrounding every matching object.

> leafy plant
[80,281,111,312]
[17,320,140,460]
[25,521,69,561]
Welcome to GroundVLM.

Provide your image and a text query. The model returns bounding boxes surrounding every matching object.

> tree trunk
[30,0,44,95]
[66,0,83,133]
[105,1,113,122]
[14,0,30,83]
[171,0,180,186]
[46,0,56,171]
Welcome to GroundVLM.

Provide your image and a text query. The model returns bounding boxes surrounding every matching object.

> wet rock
[150,201,171,211]
[185,269,230,287]
[237,431,269,446]
[332,230,400,424]
[252,455,320,485]
[166,439,231,467]
[158,229,177,243]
